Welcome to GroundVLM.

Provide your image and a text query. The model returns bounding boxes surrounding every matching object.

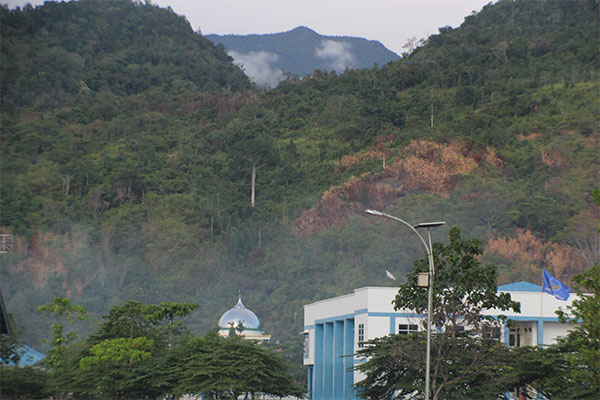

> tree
[230,132,278,208]
[79,337,154,369]
[375,133,394,169]
[142,301,198,350]
[503,264,600,399]
[89,300,156,343]
[75,336,161,400]
[550,263,600,398]
[356,228,520,400]
[70,301,169,400]
[0,366,49,399]
[356,332,519,399]
[36,297,88,398]
[171,332,304,399]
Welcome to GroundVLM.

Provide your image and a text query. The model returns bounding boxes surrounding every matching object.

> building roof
[498,281,542,292]
[12,345,46,367]
[218,296,261,330]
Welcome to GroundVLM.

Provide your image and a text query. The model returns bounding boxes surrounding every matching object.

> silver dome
[218,296,261,330]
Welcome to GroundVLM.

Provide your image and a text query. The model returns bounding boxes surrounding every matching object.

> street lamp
[365,209,445,400]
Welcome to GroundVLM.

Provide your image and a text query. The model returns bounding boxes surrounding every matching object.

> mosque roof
[218,296,261,330]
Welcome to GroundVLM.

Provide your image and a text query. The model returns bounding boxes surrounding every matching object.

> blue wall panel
[314,324,323,399]
[334,321,344,399]
[307,365,313,399]
[344,318,355,399]
[309,318,357,399]
[324,322,334,399]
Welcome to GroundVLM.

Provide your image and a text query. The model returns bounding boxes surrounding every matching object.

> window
[510,327,533,347]
[358,323,365,348]
[511,330,517,346]
[398,324,419,334]
[303,332,309,357]
[482,326,501,340]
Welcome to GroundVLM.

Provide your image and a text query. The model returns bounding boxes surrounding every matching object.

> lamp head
[413,222,446,229]
[365,209,384,216]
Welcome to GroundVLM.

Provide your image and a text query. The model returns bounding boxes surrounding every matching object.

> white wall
[483,291,576,318]
[368,316,391,339]
[543,321,573,345]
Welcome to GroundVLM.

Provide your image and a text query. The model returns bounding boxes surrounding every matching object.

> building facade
[303,282,577,400]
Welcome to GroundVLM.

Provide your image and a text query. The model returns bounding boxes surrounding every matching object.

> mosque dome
[218,296,261,330]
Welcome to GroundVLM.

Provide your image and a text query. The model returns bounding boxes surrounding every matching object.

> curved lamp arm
[365,209,444,400]
[365,209,430,257]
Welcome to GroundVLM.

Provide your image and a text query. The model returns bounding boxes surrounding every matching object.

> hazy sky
[4,0,495,55]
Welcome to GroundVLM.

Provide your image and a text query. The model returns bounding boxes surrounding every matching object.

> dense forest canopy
[0,0,598,383]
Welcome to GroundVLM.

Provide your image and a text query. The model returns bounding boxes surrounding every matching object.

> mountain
[0,0,598,383]
[206,26,400,86]
[0,0,251,111]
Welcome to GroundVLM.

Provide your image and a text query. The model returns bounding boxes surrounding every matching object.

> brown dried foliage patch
[485,229,586,285]
[333,149,382,174]
[9,232,93,296]
[295,140,498,236]
[517,132,541,141]
[541,148,565,167]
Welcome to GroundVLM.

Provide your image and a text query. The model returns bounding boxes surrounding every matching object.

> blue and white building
[303,282,579,400]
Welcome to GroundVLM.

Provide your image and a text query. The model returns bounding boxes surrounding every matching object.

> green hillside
[1,0,598,383]
[0,0,250,111]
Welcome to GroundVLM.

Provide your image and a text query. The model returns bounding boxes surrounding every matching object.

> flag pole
[540,269,544,346]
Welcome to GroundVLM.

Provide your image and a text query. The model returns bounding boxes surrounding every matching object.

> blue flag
[542,269,570,301]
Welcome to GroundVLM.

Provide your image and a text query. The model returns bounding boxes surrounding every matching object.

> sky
[5,0,496,55]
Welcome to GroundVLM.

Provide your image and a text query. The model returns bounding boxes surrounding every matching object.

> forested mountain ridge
[0,0,598,379]
[0,0,251,111]
[206,26,400,77]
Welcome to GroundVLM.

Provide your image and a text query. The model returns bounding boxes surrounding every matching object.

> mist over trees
[0,0,598,389]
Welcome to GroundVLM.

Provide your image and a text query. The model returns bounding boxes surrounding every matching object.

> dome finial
[218,294,261,331]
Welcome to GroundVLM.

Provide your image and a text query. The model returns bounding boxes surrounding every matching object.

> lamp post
[365,210,445,400]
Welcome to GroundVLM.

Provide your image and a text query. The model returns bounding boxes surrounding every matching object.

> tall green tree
[542,263,600,398]
[356,228,520,400]
[392,227,520,335]
[89,300,157,343]
[142,301,198,350]
[503,264,600,399]
[229,129,278,208]
[66,301,174,400]
[556,262,600,388]
[36,297,88,398]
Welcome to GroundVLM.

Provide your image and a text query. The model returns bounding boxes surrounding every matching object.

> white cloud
[315,40,356,73]
[228,50,286,88]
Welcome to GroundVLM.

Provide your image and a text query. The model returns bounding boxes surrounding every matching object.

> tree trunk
[61,175,72,196]
[168,318,173,350]
[430,102,434,127]
[251,163,257,207]
[258,226,262,248]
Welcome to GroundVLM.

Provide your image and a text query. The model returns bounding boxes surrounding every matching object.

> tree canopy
[357,228,520,400]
